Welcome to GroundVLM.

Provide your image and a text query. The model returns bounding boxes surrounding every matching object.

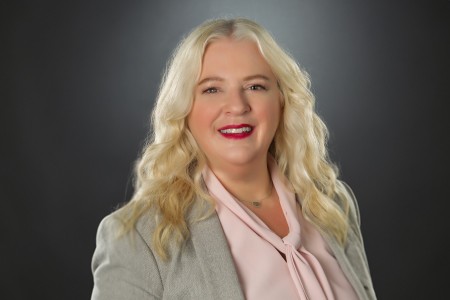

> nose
[224,89,250,115]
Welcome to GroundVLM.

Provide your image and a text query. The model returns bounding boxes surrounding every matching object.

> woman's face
[188,37,281,171]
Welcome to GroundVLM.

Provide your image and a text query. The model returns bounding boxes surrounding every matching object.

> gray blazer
[91,185,376,299]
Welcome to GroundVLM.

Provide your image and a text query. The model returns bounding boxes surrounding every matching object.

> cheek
[188,100,203,124]
[261,98,282,128]
[188,101,215,137]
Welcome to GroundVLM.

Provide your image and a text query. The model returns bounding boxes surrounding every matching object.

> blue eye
[249,84,266,91]
[203,87,218,94]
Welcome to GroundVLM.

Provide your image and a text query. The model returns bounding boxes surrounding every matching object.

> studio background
[2,1,449,299]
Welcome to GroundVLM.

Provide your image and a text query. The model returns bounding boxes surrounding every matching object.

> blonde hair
[121,18,351,259]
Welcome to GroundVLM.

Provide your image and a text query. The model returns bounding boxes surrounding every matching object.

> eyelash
[202,84,267,94]
[203,87,218,94]
[248,84,266,91]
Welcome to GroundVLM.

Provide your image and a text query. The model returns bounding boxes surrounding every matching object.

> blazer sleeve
[340,181,377,299]
[91,213,164,300]
[341,181,368,253]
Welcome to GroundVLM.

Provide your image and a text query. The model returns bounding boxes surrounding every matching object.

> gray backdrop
[3,0,449,299]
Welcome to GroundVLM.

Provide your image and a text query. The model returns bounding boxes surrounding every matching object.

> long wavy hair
[121,18,351,260]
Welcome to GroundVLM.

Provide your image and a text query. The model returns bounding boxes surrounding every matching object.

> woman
[91,18,376,300]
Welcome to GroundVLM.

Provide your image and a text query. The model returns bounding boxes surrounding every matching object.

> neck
[208,158,273,204]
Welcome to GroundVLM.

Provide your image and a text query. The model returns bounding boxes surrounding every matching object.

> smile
[218,124,254,139]
[219,127,252,134]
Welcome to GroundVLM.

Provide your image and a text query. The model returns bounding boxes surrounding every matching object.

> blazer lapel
[189,210,245,300]
[322,233,369,300]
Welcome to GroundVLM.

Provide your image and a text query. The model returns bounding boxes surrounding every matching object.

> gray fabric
[323,182,377,300]
[91,183,376,300]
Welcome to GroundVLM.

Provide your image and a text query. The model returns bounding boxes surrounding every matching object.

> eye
[248,84,266,91]
[202,87,218,94]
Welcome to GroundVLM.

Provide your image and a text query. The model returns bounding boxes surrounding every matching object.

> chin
[219,152,264,167]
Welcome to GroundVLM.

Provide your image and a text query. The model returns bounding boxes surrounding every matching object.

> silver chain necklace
[238,185,273,208]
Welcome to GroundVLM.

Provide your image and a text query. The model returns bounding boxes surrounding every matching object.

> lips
[218,124,254,139]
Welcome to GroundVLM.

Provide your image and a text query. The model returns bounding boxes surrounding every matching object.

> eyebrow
[197,76,224,86]
[197,74,271,86]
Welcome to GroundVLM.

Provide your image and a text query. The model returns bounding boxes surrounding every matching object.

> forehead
[199,37,275,79]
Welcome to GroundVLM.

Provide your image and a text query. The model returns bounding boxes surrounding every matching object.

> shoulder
[91,206,164,299]
[334,181,377,299]
[335,180,361,230]
[92,202,243,299]
[94,204,159,255]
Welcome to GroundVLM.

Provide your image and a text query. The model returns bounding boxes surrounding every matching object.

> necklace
[238,185,273,208]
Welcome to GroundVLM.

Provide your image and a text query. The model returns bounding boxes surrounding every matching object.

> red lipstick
[218,124,254,139]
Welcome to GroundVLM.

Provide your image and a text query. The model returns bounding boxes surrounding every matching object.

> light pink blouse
[202,159,359,300]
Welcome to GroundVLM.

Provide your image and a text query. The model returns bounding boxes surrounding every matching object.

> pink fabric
[202,159,359,300]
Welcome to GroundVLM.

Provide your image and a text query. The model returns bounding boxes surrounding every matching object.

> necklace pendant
[252,201,262,208]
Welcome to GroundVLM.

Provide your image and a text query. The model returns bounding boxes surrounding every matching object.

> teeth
[220,127,252,134]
